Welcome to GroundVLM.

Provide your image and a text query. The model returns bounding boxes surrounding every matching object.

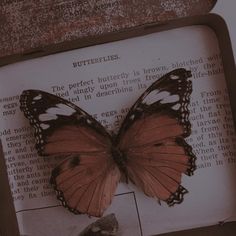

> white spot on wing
[40,124,50,129]
[170,75,179,80]
[33,94,42,100]
[46,103,76,116]
[172,103,181,110]
[142,90,169,105]
[160,95,180,104]
[130,114,135,120]
[87,119,92,124]
[39,113,58,121]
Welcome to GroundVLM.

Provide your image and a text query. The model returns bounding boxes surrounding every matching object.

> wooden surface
[0,0,216,60]
[2,0,236,235]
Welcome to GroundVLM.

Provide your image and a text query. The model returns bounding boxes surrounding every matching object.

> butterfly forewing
[117,69,196,205]
[51,153,120,217]
[117,68,192,139]
[20,90,111,155]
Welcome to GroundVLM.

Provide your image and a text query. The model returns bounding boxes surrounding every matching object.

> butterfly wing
[117,68,196,205]
[20,90,120,217]
[51,152,120,217]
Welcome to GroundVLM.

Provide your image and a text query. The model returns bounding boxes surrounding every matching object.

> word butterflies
[20,68,196,217]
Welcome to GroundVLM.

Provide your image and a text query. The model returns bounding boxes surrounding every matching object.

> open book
[0,23,236,236]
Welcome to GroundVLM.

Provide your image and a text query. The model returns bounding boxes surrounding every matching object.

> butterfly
[20,68,196,217]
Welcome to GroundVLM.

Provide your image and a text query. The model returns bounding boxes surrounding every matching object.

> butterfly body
[110,145,128,181]
[20,68,196,217]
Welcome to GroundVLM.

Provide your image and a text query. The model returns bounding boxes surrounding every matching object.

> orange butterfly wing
[20,90,120,217]
[117,69,196,205]
[51,152,120,217]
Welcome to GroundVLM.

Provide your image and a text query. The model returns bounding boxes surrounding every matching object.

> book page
[0,25,236,236]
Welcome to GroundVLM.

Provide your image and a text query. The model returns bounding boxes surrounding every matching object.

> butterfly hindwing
[117,68,196,205]
[50,152,120,217]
